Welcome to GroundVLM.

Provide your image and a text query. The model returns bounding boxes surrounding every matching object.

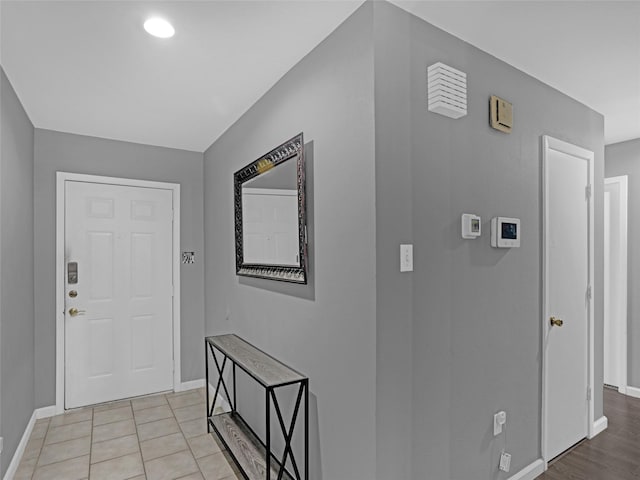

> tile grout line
[89,406,94,478]
[40,427,92,446]
[135,395,151,480]
[87,439,139,465]
[30,419,49,480]
[166,391,205,479]
[30,409,93,478]
[31,436,92,471]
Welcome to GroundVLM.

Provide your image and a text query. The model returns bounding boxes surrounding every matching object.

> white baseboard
[3,411,36,480]
[175,378,205,393]
[3,405,56,480]
[625,386,640,399]
[591,416,608,438]
[507,458,545,480]
[35,405,56,419]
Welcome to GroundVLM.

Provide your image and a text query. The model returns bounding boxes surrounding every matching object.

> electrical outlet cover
[499,452,511,472]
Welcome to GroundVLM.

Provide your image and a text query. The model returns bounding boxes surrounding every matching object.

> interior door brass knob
[68,307,86,317]
[550,316,564,327]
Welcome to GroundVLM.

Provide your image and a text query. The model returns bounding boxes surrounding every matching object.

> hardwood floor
[536,387,640,480]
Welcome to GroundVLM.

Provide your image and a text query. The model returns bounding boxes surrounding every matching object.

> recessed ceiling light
[144,17,175,38]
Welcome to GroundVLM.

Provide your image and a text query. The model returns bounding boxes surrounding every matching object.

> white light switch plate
[400,244,413,272]
[494,411,506,436]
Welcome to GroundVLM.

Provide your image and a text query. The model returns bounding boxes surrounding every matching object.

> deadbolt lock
[550,316,564,327]
[68,290,78,298]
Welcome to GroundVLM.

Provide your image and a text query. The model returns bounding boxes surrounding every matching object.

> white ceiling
[1,1,638,152]
[393,0,640,146]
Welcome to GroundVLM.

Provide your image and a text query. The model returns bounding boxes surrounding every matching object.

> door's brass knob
[550,316,564,327]
[68,307,86,317]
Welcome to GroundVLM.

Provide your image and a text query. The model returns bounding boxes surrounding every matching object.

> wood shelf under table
[210,412,293,480]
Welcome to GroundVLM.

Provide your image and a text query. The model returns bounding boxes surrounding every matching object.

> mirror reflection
[241,159,299,266]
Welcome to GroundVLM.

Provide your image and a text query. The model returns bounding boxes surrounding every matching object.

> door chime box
[427,62,467,119]
[490,95,513,133]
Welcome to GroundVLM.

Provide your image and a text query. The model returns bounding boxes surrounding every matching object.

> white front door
[543,136,593,461]
[64,180,174,408]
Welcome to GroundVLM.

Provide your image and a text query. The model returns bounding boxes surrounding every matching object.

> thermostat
[491,217,520,248]
[461,214,481,239]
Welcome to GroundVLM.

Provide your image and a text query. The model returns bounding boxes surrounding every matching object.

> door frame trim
[541,136,595,466]
[55,172,181,413]
[604,175,628,394]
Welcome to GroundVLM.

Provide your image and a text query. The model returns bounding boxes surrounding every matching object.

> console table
[205,334,308,480]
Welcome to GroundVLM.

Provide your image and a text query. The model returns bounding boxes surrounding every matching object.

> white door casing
[604,190,614,385]
[56,173,181,412]
[604,176,628,393]
[542,136,595,463]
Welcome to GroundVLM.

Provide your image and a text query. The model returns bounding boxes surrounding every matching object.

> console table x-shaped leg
[205,338,308,480]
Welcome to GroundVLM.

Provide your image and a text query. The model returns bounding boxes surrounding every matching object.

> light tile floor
[13,388,241,480]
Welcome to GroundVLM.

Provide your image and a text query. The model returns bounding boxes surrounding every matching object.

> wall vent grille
[427,62,467,119]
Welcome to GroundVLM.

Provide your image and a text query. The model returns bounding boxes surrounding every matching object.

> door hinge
[587,386,592,401]
[586,184,592,199]
[587,285,592,300]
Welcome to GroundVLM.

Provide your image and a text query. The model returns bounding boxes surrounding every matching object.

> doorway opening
[604,175,628,394]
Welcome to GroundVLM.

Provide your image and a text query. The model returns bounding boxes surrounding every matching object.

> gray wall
[202,2,605,478]
[373,4,414,479]
[0,67,35,476]
[372,4,604,479]
[605,138,640,386]
[33,129,205,408]
[203,5,377,480]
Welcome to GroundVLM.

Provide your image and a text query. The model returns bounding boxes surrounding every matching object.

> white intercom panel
[461,214,481,239]
[491,217,520,248]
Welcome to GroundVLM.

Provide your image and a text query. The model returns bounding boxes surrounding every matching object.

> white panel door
[545,140,590,460]
[65,181,174,408]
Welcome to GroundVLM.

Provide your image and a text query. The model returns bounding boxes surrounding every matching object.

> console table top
[206,334,307,388]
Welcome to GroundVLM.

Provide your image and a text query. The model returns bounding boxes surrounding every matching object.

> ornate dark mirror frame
[234,133,307,284]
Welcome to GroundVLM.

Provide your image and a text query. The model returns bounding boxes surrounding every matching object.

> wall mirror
[234,133,307,283]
